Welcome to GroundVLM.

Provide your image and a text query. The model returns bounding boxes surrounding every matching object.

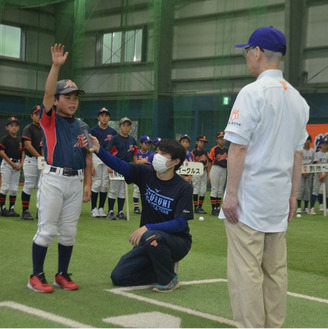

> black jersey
[191,148,209,166]
[127,164,193,241]
[209,145,228,168]
[22,123,43,157]
[0,134,24,160]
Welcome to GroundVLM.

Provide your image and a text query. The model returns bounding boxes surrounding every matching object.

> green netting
[0,0,327,144]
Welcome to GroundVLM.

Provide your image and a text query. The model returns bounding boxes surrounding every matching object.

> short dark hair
[157,139,186,171]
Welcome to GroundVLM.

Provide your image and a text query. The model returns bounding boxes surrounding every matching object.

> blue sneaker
[153,274,179,293]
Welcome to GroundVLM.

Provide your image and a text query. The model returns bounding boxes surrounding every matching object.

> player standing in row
[90,107,117,218]
[179,134,193,183]
[192,136,210,214]
[309,136,328,215]
[208,132,228,215]
[21,105,44,220]
[296,135,315,215]
[27,43,92,293]
[106,117,138,220]
[0,117,24,217]
[146,137,161,164]
[133,135,152,214]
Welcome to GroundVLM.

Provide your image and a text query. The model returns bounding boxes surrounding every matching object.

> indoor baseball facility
[1,1,328,328]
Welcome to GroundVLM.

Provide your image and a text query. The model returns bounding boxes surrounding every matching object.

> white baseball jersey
[219,69,309,232]
[302,148,315,165]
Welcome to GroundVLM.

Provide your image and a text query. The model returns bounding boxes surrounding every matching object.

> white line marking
[287,292,328,304]
[0,301,94,328]
[105,278,235,327]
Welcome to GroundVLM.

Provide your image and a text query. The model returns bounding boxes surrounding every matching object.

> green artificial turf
[0,187,327,328]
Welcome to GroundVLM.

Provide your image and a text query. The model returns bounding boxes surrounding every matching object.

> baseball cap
[235,26,287,55]
[179,134,191,142]
[55,79,85,95]
[119,117,132,125]
[6,116,20,126]
[216,132,225,139]
[307,135,312,141]
[321,135,328,144]
[32,105,41,114]
[153,137,161,145]
[196,135,208,142]
[140,136,152,143]
[97,107,110,116]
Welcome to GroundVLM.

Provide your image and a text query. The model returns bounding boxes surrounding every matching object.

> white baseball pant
[22,156,41,195]
[210,165,226,198]
[91,153,109,193]
[192,169,207,196]
[34,165,84,247]
[108,180,125,199]
[0,159,20,195]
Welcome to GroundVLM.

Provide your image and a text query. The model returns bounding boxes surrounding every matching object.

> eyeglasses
[242,46,264,57]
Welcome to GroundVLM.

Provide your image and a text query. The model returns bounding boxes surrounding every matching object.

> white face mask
[152,153,174,173]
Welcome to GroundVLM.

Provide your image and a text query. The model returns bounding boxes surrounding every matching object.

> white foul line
[0,301,94,328]
[105,278,236,328]
[287,292,328,304]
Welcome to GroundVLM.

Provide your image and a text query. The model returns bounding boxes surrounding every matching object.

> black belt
[50,166,79,176]
[11,159,20,163]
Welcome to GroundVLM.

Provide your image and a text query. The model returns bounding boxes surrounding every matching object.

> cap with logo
[235,26,287,56]
[97,107,110,116]
[321,135,328,145]
[6,116,20,126]
[196,135,208,142]
[32,105,41,114]
[216,132,225,139]
[55,79,85,95]
[179,134,191,142]
[153,137,161,145]
[140,136,152,143]
[119,117,132,125]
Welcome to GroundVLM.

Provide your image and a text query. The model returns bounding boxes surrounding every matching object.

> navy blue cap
[98,107,110,116]
[235,26,286,55]
[179,134,191,142]
[140,136,151,143]
[153,137,161,145]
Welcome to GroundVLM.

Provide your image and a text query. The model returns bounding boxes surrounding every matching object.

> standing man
[219,26,309,328]
[21,105,43,220]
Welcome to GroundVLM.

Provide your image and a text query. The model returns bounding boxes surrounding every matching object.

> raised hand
[51,43,69,67]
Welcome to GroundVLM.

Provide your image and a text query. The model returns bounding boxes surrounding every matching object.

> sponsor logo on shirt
[145,185,173,215]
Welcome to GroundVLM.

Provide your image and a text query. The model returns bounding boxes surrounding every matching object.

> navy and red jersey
[209,145,228,168]
[90,125,117,149]
[106,134,138,162]
[40,107,87,170]
[22,122,43,157]
[136,150,152,162]
[191,148,209,166]
[0,134,24,160]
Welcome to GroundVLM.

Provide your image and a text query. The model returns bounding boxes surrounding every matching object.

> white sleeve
[224,84,261,143]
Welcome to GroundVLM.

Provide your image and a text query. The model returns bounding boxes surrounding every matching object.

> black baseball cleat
[107,210,116,220]
[0,208,10,217]
[134,207,142,214]
[195,207,207,214]
[21,210,34,220]
[116,211,127,220]
[8,208,19,217]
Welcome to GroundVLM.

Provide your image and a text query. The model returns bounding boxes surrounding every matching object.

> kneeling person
[85,135,193,292]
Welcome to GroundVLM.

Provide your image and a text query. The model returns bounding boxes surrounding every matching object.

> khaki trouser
[225,220,287,328]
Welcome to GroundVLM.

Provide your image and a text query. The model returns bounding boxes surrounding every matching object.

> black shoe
[21,210,34,220]
[116,211,127,220]
[8,208,19,217]
[134,207,142,214]
[195,207,206,214]
[1,208,10,217]
[106,210,116,220]
[211,209,218,216]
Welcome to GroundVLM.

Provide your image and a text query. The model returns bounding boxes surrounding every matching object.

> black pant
[111,230,191,286]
